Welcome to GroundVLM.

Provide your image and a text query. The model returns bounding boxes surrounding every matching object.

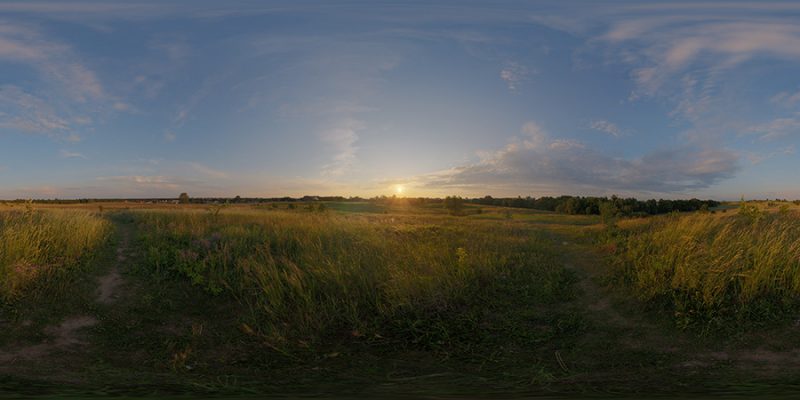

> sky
[1,1,799,200]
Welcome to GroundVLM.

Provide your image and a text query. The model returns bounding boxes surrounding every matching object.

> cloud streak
[590,120,623,137]
[320,118,363,177]
[0,20,116,142]
[499,61,533,91]
[60,149,87,159]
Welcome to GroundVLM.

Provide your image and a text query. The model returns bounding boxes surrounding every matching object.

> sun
[394,184,405,195]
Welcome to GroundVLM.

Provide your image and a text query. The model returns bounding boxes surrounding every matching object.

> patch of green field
[321,201,388,213]
[471,210,601,226]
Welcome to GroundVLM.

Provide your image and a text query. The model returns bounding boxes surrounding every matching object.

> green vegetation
[608,207,800,330]
[470,195,720,216]
[0,208,111,301]
[133,208,576,353]
[443,195,465,215]
[4,200,800,397]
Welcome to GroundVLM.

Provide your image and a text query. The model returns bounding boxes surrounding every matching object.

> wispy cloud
[96,175,181,190]
[0,85,69,134]
[320,118,363,176]
[589,120,623,137]
[185,162,228,179]
[59,149,87,159]
[746,116,800,140]
[746,145,796,164]
[771,89,800,108]
[499,61,533,91]
[601,16,800,106]
[0,21,104,101]
[164,130,177,142]
[112,102,132,111]
[0,20,120,141]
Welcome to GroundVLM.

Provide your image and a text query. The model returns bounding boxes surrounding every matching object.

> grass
[6,201,800,396]
[132,208,577,354]
[607,207,800,330]
[0,208,111,301]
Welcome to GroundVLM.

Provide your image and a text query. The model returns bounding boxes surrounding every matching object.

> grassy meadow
[133,206,577,354]
[3,199,800,396]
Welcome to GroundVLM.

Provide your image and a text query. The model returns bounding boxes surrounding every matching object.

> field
[2,200,800,397]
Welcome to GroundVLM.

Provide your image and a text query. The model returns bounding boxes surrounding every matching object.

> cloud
[589,120,623,137]
[59,149,87,159]
[0,85,70,134]
[185,162,228,179]
[164,131,177,142]
[746,145,796,164]
[0,2,165,17]
[320,118,363,176]
[411,122,739,196]
[0,22,105,102]
[771,89,800,108]
[603,18,800,100]
[113,102,132,111]
[580,6,800,136]
[0,21,123,141]
[746,116,800,140]
[96,175,182,190]
[499,61,533,91]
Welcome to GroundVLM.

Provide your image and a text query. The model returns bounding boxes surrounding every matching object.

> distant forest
[465,195,720,216]
[10,194,724,217]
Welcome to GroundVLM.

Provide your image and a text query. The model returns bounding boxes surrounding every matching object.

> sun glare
[395,184,405,195]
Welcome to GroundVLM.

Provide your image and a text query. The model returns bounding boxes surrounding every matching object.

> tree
[443,196,465,215]
[179,192,190,204]
[599,201,618,224]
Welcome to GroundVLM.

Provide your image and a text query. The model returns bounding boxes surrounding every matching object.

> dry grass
[0,208,111,300]
[132,207,573,349]
[609,207,800,328]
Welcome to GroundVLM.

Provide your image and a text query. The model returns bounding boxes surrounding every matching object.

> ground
[2,203,800,398]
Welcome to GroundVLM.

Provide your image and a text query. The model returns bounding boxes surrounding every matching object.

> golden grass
[0,208,111,300]
[610,209,800,327]
[133,208,570,347]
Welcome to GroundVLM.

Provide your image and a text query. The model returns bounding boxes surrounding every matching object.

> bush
[443,196,465,216]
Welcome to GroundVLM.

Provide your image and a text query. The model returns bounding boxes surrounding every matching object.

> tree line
[6,193,720,217]
[466,195,720,216]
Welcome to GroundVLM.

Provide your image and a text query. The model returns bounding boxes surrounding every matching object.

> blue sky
[1,1,799,200]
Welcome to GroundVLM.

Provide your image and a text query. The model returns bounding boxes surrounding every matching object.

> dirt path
[554,234,659,333]
[552,227,800,385]
[96,226,131,304]
[0,219,131,367]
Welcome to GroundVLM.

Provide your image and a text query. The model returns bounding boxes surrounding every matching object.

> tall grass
[609,210,800,329]
[134,209,573,350]
[0,209,111,301]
